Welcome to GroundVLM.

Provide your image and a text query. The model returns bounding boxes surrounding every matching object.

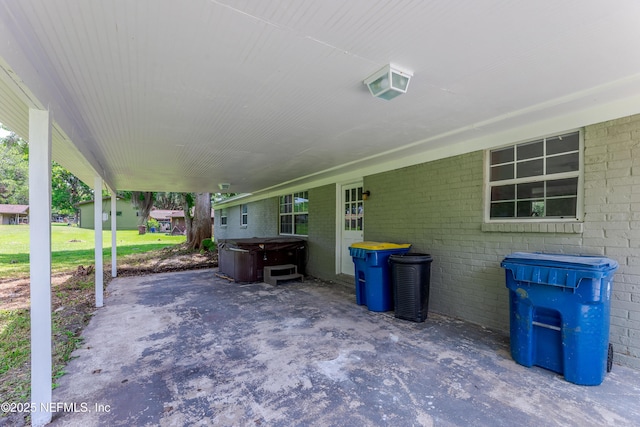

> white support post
[111,190,117,277]
[94,177,104,308]
[29,108,52,427]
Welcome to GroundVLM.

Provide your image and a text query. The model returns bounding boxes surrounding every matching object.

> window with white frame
[279,191,308,235]
[240,204,248,226]
[487,130,581,220]
[220,208,228,226]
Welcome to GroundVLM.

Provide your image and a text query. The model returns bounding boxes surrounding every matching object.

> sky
[0,123,13,138]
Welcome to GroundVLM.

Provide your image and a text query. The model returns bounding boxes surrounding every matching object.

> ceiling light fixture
[363,64,413,100]
[218,183,231,190]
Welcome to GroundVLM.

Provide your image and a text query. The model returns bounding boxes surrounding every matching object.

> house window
[487,130,581,220]
[344,187,364,231]
[220,209,228,226]
[279,191,308,235]
[240,204,248,226]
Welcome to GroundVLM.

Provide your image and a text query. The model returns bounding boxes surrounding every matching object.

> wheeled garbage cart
[501,252,618,385]
[389,253,433,322]
[349,242,411,312]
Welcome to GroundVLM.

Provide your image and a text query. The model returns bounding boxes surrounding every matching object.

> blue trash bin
[501,252,618,385]
[349,242,411,312]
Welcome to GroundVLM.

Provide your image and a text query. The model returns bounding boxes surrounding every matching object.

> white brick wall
[364,113,640,370]
[215,185,337,280]
[214,198,278,240]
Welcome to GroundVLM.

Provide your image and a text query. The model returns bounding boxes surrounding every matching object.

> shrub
[201,238,215,252]
[146,218,160,231]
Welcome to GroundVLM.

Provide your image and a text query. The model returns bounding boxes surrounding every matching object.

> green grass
[0,224,185,280]
[0,224,188,415]
[0,310,30,376]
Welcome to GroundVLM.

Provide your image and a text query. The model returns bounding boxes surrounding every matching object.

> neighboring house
[149,208,215,234]
[76,197,141,230]
[169,211,187,235]
[0,204,29,224]
[170,209,215,235]
[216,113,640,369]
[149,209,179,232]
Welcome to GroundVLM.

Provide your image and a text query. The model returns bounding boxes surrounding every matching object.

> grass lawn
[0,223,186,280]
[0,224,189,421]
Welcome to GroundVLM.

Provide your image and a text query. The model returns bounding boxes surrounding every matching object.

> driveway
[50,269,640,426]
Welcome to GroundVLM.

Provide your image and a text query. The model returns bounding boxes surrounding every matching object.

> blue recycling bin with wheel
[501,252,618,386]
[349,242,411,312]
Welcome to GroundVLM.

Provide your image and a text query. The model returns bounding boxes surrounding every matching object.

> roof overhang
[1,1,639,198]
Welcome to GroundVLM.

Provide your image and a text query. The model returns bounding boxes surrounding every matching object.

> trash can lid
[350,241,412,250]
[389,252,433,263]
[502,252,618,272]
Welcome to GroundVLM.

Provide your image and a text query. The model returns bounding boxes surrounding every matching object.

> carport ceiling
[1,1,640,195]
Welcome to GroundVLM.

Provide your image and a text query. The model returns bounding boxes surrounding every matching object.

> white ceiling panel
[0,0,640,195]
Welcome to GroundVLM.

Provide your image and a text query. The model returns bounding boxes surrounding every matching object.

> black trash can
[390,253,433,322]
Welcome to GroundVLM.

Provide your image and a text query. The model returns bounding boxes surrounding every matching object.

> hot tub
[217,237,306,283]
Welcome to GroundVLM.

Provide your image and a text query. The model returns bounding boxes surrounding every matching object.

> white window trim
[240,204,248,227]
[483,129,584,225]
[220,209,228,227]
[279,191,309,236]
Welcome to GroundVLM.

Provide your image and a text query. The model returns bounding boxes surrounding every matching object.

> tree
[183,192,212,250]
[213,192,237,203]
[130,191,155,226]
[1,129,93,214]
[155,192,183,210]
[51,163,93,215]
[0,132,29,204]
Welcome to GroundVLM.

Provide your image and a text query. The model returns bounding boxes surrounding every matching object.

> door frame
[335,180,364,275]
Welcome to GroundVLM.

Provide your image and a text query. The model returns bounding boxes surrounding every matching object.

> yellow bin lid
[350,241,411,250]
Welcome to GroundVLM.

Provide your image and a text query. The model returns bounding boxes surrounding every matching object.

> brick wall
[363,153,508,329]
[583,114,640,369]
[364,114,640,369]
[214,187,337,280]
[307,184,336,280]
[211,115,640,368]
[214,198,278,241]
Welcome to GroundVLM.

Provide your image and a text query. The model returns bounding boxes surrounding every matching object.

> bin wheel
[607,343,613,373]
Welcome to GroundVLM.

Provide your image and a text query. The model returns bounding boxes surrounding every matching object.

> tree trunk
[130,191,155,226]
[184,192,211,250]
[183,194,194,242]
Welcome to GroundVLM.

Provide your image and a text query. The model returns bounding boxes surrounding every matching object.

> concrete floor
[50,269,640,426]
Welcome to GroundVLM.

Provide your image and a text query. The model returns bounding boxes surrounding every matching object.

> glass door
[340,183,364,275]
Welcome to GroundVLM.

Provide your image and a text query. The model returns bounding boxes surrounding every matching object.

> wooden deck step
[264,264,303,286]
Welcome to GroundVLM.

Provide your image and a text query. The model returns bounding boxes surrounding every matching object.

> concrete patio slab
[50,269,640,426]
